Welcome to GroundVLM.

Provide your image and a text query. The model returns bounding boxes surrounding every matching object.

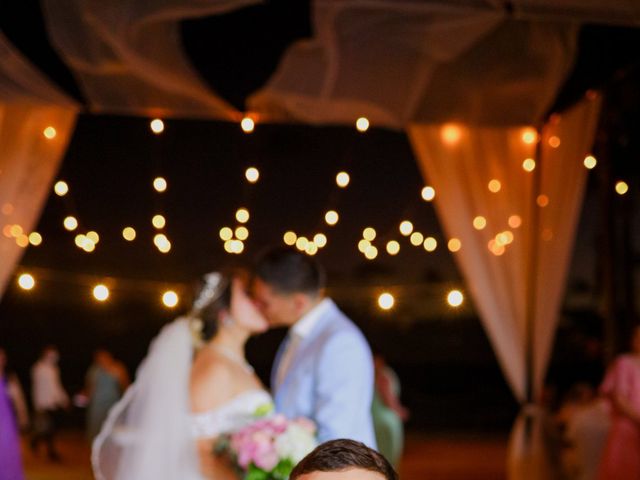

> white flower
[274,424,318,464]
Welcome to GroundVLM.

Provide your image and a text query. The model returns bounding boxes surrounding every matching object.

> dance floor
[22,430,508,479]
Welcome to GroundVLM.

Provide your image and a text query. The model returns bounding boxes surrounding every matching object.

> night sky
[2,2,640,430]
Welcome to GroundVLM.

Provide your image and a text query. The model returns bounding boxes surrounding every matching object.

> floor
[21,430,507,479]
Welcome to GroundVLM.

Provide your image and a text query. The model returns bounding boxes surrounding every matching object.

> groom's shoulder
[317,300,369,346]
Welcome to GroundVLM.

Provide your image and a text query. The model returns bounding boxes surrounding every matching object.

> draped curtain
[408,97,602,478]
[0,33,78,299]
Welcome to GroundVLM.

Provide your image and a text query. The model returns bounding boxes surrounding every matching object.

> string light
[86,231,100,244]
[296,237,309,251]
[152,214,166,229]
[423,237,437,252]
[64,216,78,231]
[548,136,561,148]
[521,128,538,145]
[219,227,233,241]
[508,215,522,229]
[122,227,136,241]
[241,117,255,133]
[2,203,14,216]
[162,290,179,308]
[542,228,554,242]
[16,235,29,248]
[537,195,549,207]
[358,239,371,253]
[245,167,260,183]
[363,227,376,241]
[378,293,395,311]
[421,186,435,202]
[28,232,42,246]
[9,225,23,237]
[150,119,164,134]
[314,233,327,248]
[305,242,319,256]
[410,232,424,246]
[522,158,536,172]
[18,273,35,290]
[336,172,350,188]
[364,245,378,260]
[488,180,501,193]
[283,231,297,246]
[93,284,110,302]
[488,239,505,256]
[473,216,487,230]
[2,225,11,238]
[399,221,413,236]
[54,181,69,196]
[583,155,597,170]
[356,117,369,132]
[441,124,462,145]
[615,181,629,195]
[447,290,464,307]
[43,126,57,139]
[448,238,462,252]
[153,177,167,192]
[230,240,244,254]
[325,211,339,226]
[153,233,171,253]
[236,208,250,224]
[386,241,400,256]
[235,226,249,241]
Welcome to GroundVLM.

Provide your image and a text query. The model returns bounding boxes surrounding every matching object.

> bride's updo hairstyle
[189,272,231,342]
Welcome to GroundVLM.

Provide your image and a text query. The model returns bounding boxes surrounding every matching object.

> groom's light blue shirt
[272,298,377,448]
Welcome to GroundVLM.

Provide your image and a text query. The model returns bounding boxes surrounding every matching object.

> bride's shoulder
[190,351,235,413]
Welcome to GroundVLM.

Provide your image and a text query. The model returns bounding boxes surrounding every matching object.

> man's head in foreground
[290,439,398,480]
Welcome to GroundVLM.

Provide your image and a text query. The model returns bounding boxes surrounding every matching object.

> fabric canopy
[0,32,78,300]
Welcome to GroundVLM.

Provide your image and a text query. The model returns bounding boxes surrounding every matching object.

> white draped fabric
[41,0,260,119]
[248,1,582,128]
[408,97,602,478]
[0,33,78,299]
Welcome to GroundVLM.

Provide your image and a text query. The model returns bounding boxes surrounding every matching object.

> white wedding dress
[92,319,272,480]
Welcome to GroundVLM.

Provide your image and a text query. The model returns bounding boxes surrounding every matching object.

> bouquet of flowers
[218,414,318,480]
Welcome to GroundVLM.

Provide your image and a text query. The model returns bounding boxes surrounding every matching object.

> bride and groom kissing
[93,246,377,479]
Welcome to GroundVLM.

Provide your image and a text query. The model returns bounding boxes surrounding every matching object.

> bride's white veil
[92,273,227,480]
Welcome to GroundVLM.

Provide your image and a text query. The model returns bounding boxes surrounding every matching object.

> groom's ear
[292,292,312,314]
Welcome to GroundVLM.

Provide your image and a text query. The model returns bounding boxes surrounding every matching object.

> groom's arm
[313,330,377,448]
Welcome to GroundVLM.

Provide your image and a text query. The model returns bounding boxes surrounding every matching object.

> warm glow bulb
[162,290,179,308]
[241,117,255,133]
[548,136,561,148]
[441,124,462,145]
[423,237,437,252]
[54,181,69,196]
[153,177,167,192]
[616,181,629,195]
[235,226,249,241]
[43,126,57,139]
[522,158,536,172]
[9,225,23,237]
[236,208,250,224]
[314,233,327,248]
[219,227,233,241]
[64,216,78,231]
[245,167,260,183]
[537,195,550,207]
[122,227,136,241]
[284,231,297,246]
[521,128,537,145]
[87,231,100,244]
[296,237,309,251]
[410,232,424,246]
[363,227,376,241]
[93,284,110,302]
[29,232,42,246]
[336,172,350,188]
[325,211,339,226]
[508,215,522,229]
[305,242,319,256]
[447,290,464,307]
[386,241,400,256]
[584,155,597,170]
[356,117,369,132]
[473,216,487,230]
[18,273,35,290]
[378,293,395,311]
[152,214,166,229]
[421,186,436,202]
[358,239,371,253]
[488,180,502,193]
[150,119,164,134]
[448,238,462,252]
[364,245,378,260]
[399,221,413,236]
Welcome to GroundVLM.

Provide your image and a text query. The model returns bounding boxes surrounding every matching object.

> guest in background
[598,324,640,480]
[30,345,69,462]
[85,348,129,440]
[0,348,26,480]
[371,353,409,467]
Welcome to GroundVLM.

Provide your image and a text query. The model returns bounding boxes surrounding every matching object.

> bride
[92,272,272,480]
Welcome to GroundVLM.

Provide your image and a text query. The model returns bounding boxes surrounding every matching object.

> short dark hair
[290,439,398,480]
[254,247,325,295]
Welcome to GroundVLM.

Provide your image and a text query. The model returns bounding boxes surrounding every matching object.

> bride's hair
[189,272,232,341]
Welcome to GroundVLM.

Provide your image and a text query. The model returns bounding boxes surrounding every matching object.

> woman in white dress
[92,272,272,480]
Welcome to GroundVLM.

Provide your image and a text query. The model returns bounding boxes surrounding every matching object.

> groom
[252,247,377,448]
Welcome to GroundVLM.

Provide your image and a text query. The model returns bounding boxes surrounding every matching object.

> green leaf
[245,464,268,480]
[253,402,275,418]
[271,458,295,480]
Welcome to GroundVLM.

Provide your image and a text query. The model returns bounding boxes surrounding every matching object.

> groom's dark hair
[290,439,398,479]
[254,247,325,295]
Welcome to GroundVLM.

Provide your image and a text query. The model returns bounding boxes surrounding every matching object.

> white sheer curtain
[41,0,260,119]
[408,97,602,479]
[0,33,78,299]
[248,1,582,128]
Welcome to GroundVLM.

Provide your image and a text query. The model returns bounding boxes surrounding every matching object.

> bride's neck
[209,327,248,356]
